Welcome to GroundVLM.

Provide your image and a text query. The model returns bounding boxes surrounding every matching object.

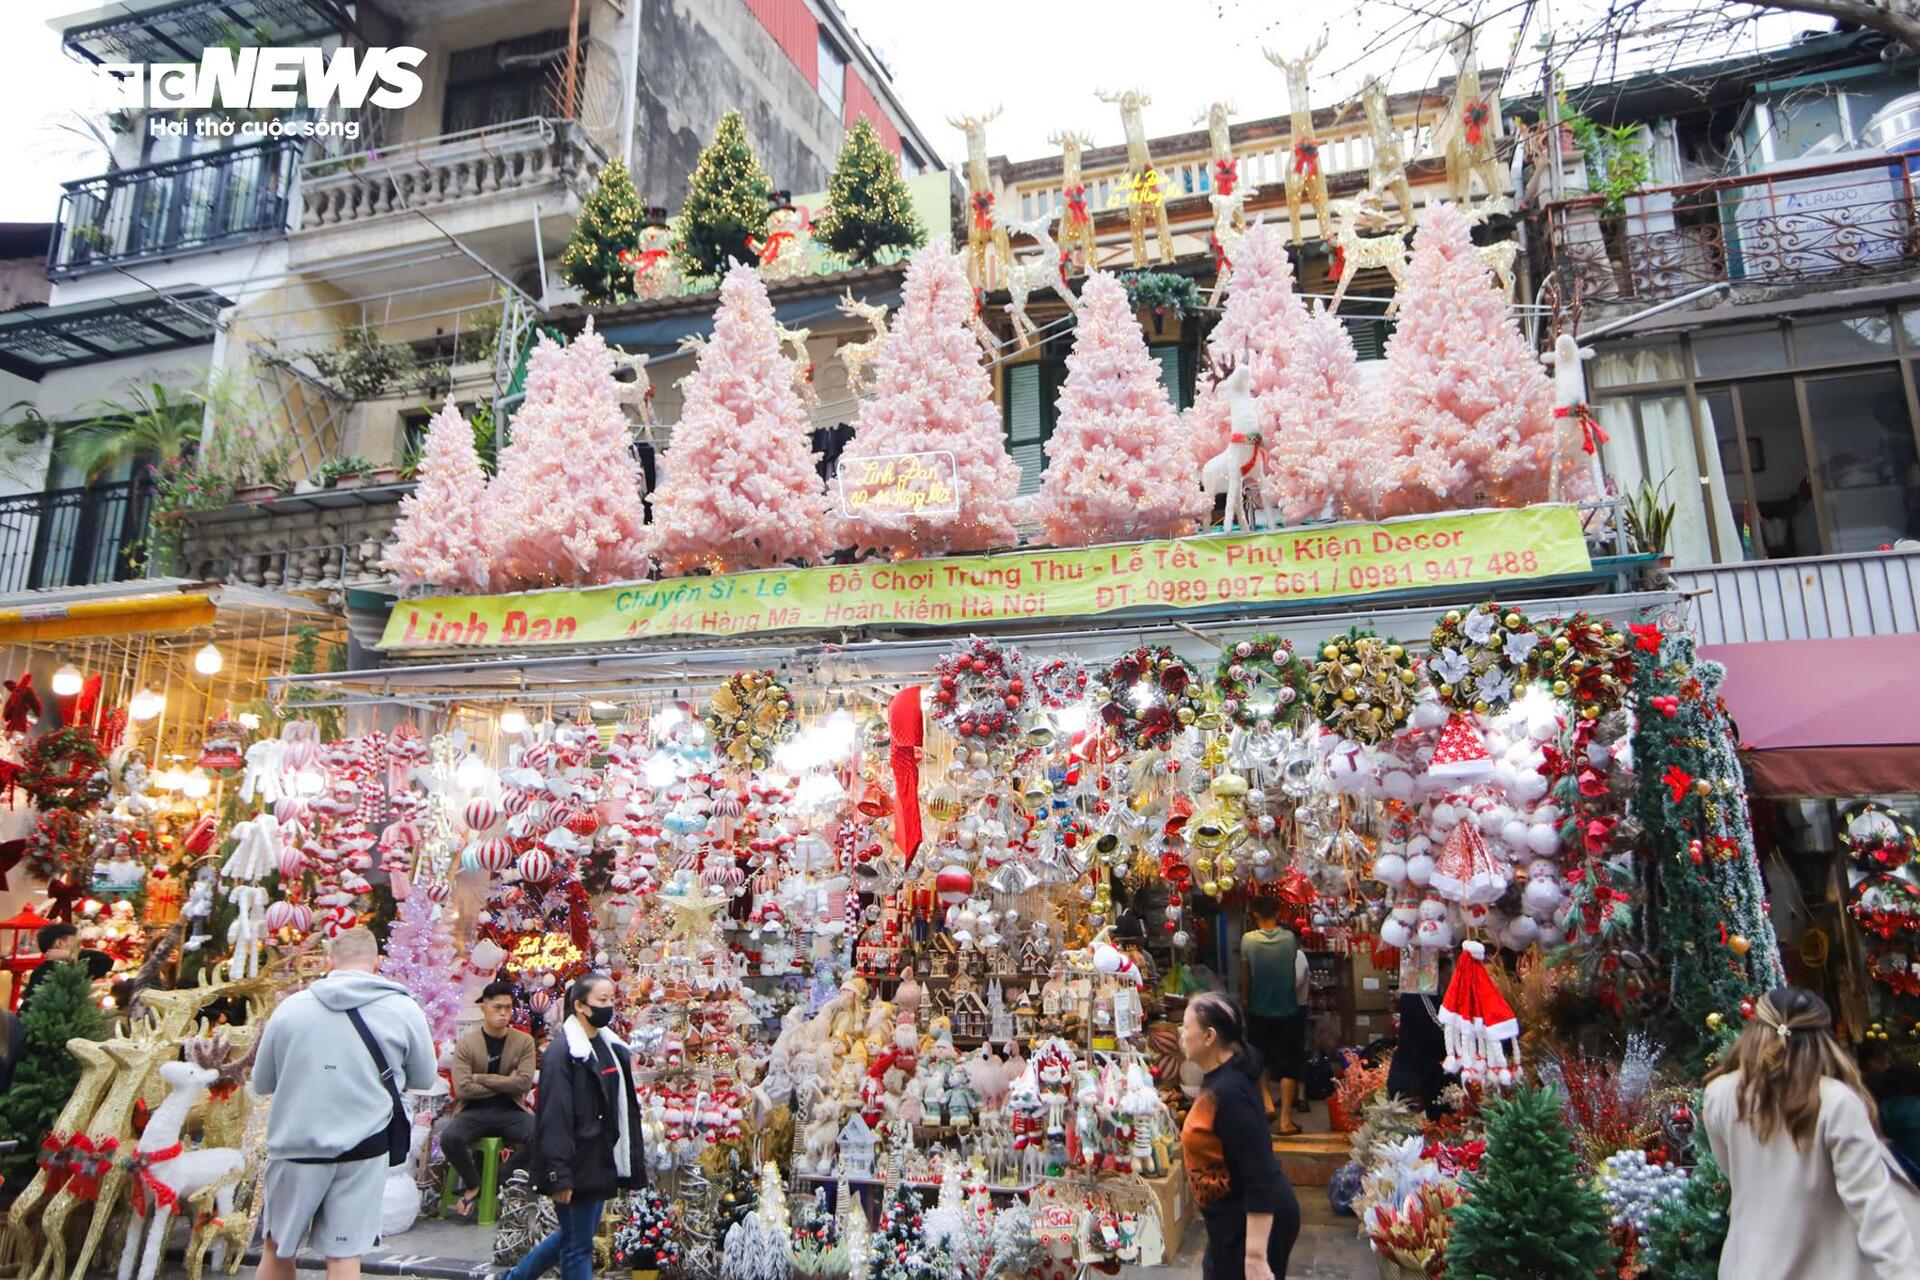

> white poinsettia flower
[1505,629,1539,666]
[1462,609,1499,645]
[1432,647,1472,687]
[1479,669,1514,706]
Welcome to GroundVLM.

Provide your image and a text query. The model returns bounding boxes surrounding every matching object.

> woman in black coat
[503,973,646,1280]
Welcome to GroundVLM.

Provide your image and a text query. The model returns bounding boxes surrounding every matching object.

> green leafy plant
[1624,474,1677,558]
[1563,105,1650,218]
[54,382,202,482]
[311,454,374,488]
[295,326,418,399]
[143,373,292,571]
[1117,270,1200,317]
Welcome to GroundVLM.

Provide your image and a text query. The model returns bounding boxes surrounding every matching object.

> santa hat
[1429,821,1508,905]
[1437,941,1521,1085]
[1427,713,1494,783]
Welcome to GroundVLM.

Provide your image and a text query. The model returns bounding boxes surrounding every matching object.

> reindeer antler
[185,1031,230,1071]
[216,1036,259,1090]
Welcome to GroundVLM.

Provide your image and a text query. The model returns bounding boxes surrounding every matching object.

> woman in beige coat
[1702,986,1920,1280]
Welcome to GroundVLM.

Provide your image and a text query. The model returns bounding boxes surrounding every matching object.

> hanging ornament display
[1098,646,1202,751]
[1842,802,1916,873]
[24,807,91,883]
[1849,874,1920,941]
[1535,612,1634,720]
[1868,944,1920,997]
[704,670,798,770]
[1031,656,1090,709]
[198,716,249,772]
[1307,630,1417,745]
[19,727,109,811]
[930,638,1029,746]
[1213,634,1308,732]
[1428,602,1541,713]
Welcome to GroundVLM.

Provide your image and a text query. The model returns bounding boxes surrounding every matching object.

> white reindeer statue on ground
[835,291,890,395]
[118,1037,251,1280]
[998,208,1079,349]
[1199,361,1271,532]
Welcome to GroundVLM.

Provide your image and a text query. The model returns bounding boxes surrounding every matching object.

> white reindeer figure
[998,208,1079,349]
[775,322,817,408]
[118,1038,250,1280]
[615,351,656,428]
[1541,331,1602,498]
[835,292,890,396]
[1199,362,1270,532]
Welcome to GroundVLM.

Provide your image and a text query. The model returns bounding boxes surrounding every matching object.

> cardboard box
[1350,952,1395,1012]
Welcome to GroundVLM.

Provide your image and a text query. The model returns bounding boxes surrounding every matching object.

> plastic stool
[439,1135,505,1226]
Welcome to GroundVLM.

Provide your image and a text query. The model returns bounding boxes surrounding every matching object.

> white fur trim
[560,1017,634,1179]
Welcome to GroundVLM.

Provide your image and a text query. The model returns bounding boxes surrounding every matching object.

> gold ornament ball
[1553,680,1570,696]
[1473,700,1489,715]
[1694,778,1713,796]
[1217,854,1238,876]
[1322,645,1339,661]
[1504,613,1521,629]
[1201,879,1220,896]
[1729,934,1752,955]
[1387,644,1405,660]
[1706,1011,1725,1031]
[1176,706,1196,726]
[1341,688,1358,703]
[749,734,765,749]
[1444,611,1461,625]
[1439,683,1455,698]
[1194,857,1215,875]
[1555,636,1571,652]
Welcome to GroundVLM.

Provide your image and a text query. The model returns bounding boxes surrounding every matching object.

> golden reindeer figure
[1194,102,1247,233]
[948,108,1011,290]
[1047,129,1100,275]
[1265,31,1333,246]
[2,1039,115,1265]
[1326,197,1410,314]
[1361,75,1414,226]
[1096,89,1174,267]
[835,291,890,396]
[1431,22,1507,211]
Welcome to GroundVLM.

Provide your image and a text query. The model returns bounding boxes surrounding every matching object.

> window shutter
[1006,363,1046,495]
[1150,344,1185,408]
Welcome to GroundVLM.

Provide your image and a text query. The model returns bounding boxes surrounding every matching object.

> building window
[1004,362,1053,496]
[444,28,573,134]
[1149,344,1188,409]
[817,31,848,118]
[901,144,924,178]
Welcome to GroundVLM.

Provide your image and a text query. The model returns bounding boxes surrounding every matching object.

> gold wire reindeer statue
[1361,74,1414,226]
[1265,31,1333,247]
[1048,129,1100,275]
[1194,102,1247,234]
[1095,89,1174,267]
[948,107,1011,290]
[1429,21,1508,212]
[835,291,890,396]
[996,207,1080,349]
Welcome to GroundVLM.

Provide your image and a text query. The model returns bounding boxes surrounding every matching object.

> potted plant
[1624,476,1677,569]
[312,454,375,490]
[366,463,403,485]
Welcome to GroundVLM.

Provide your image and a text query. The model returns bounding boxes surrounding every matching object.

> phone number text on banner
[380,504,1590,649]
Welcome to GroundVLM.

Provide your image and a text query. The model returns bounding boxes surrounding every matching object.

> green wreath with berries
[1099,646,1202,751]
[1536,612,1635,721]
[20,727,108,812]
[1214,634,1309,731]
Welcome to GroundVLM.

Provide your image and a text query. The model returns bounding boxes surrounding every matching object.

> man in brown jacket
[433,980,536,1219]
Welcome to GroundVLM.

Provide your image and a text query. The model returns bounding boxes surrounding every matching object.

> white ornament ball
[1406,854,1435,887]
[1373,853,1409,887]
[1383,770,1415,800]
[1527,823,1562,856]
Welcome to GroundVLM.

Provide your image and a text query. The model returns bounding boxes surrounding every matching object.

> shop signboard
[381,504,1592,649]
[835,450,960,518]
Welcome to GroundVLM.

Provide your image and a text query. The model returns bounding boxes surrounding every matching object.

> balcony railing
[0,478,156,595]
[296,118,602,231]
[1672,548,1920,645]
[1536,152,1920,305]
[50,139,300,278]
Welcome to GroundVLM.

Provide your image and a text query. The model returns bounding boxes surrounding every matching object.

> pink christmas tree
[1035,272,1201,545]
[1371,201,1565,516]
[839,238,1021,556]
[486,319,651,588]
[382,396,491,593]
[650,265,833,573]
[380,890,462,1052]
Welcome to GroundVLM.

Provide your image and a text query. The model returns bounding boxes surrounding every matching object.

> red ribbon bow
[1213,157,1239,196]
[1062,184,1090,225]
[1328,243,1346,281]
[747,230,796,263]
[1465,102,1490,146]
[1229,431,1267,478]
[1649,695,1679,719]
[130,1142,185,1217]
[1664,765,1695,804]
[970,190,995,232]
[1291,138,1320,179]
[1552,402,1610,454]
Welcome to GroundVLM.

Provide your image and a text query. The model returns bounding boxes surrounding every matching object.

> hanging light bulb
[51,664,84,697]
[181,768,213,799]
[128,687,164,721]
[455,746,489,791]
[498,706,528,736]
[193,642,224,675]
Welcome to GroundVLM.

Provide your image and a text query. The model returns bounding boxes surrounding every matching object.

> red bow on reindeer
[1213,157,1239,195]
[970,190,995,233]
[1553,402,1610,455]
[1062,184,1090,226]
[1464,102,1491,146]
[1291,138,1321,179]
[1230,431,1267,479]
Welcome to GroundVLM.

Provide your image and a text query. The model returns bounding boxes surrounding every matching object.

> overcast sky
[0,0,1828,223]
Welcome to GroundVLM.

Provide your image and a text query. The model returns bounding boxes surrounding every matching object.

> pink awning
[1705,635,1920,798]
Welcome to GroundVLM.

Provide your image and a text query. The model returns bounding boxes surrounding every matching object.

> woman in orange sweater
[1181,991,1301,1280]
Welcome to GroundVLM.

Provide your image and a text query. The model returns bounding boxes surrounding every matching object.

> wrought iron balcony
[296,118,602,231]
[0,478,156,595]
[1535,152,1920,306]
[50,139,300,278]
[61,0,353,68]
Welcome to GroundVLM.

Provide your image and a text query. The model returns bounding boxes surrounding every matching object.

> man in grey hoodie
[251,926,436,1280]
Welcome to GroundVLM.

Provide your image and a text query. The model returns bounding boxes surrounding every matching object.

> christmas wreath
[1534,612,1634,720]
[930,638,1029,745]
[24,807,91,883]
[1307,629,1418,746]
[1030,656,1090,710]
[1099,646,1201,751]
[1842,802,1916,874]
[20,727,108,811]
[1849,874,1920,941]
[1427,602,1541,713]
[1868,945,1920,998]
[1213,634,1308,731]
[703,670,797,770]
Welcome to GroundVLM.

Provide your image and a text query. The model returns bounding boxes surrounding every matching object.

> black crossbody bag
[292,1007,410,1166]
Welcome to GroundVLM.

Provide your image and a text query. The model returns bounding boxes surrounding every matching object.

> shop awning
[1708,635,1920,797]
[0,579,329,645]
[0,288,226,380]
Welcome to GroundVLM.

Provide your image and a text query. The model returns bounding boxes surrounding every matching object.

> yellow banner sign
[380,505,1590,649]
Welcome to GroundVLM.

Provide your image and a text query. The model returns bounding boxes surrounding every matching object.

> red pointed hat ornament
[1427,713,1494,783]
[1430,821,1508,906]
[888,686,924,862]
[1438,940,1520,1085]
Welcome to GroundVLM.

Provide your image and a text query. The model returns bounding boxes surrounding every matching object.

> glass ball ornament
[1172,930,1191,948]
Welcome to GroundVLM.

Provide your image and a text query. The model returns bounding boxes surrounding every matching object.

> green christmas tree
[677,110,772,281]
[1641,1139,1729,1280]
[813,119,925,267]
[1633,629,1783,1068]
[869,1185,950,1280]
[561,157,645,307]
[1444,1084,1613,1280]
[0,961,110,1184]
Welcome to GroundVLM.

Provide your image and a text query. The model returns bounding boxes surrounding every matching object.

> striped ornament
[516,849,554,884]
